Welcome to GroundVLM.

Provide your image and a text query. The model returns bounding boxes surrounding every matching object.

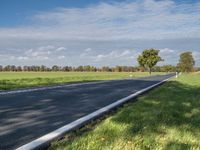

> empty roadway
[0,74,174,150]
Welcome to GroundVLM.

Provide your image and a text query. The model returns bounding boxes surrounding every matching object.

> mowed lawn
[50,73,200,150]
[0,72,164,90]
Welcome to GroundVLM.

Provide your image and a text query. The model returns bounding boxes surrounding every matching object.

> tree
[76,66,84,72]
[178,52,195,72]
[4,65,11,71]
[115,66,122,72]
[40,65,47,72]
[52,65,60,71]
[137,48,163,74]
[0,65,3,72]
[102,66,111,72]
[162,65,176,72]
[17,66,22,72]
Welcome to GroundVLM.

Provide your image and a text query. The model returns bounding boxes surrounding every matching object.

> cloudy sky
[0,0,200,67]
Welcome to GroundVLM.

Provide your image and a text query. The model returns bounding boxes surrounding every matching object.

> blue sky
[0,0,124,27]
[0,0,200,67]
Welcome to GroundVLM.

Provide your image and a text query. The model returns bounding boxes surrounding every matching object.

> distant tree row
[0,64,199,72]
[0,65,139,72]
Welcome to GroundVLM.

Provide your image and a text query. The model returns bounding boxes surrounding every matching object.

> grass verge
[0,72,164,90]
[49,73,200,150]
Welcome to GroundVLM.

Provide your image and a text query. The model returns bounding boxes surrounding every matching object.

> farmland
[50,73,200,150]
[0,72,165,90]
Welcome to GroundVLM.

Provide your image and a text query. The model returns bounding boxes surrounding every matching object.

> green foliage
[178,52,195,72]
[137,49,163,74]
[162,65,176,72]
[152,65,177,72]
[50,73,200,150]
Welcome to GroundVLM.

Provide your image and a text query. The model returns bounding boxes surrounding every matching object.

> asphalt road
[0,74,174,150]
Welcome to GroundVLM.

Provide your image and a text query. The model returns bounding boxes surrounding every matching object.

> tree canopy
[137,48,163,74]
[178,52,195,72]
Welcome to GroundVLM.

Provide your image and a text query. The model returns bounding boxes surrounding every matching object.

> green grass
[0,72,164,90]
[50,73,200,150]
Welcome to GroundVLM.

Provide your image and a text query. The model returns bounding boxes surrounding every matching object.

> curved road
[0,74,174,150]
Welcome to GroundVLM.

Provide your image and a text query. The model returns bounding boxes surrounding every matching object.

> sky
[0,0,200,67]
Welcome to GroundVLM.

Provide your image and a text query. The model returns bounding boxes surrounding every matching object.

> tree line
[0,64,199,72]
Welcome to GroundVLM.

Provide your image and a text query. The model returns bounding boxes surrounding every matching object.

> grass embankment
[50,73,200,150]
[0,72,164,90]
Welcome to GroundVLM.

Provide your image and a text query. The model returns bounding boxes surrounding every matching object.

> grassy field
[50,73,200,150]
[0,72,164,90]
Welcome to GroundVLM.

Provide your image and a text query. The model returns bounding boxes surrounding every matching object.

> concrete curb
[16,75,174,150]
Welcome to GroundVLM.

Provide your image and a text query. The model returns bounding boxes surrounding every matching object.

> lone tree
[178,52,195,72]
[137,48,162,75]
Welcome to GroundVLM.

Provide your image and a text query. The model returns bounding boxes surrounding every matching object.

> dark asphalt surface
[0,74,174,150]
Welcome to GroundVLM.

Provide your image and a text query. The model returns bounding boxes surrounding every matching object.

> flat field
[50,73,200,150]
[0,72,164,90]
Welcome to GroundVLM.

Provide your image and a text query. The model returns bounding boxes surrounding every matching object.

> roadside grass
[0,72,164,90]
[49,73,200,150]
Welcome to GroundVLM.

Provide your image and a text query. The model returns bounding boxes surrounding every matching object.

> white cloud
[79,49,135,63]
[25,48,51,59]
[38,45,55,51]
[121,50,131,56]
[158,48,178,65]
[80,48,93,58]
[0,0,199,41]
[160,48,174,54]
[24,45,55,59]
[96,54,106,59]
[43,56,49,60]
[85,48,92,52]
[0,45,67,63]
[56,47,66,51]
[0,54,17,61]
[193,51,200,61]
[94,50,134,61]
[18,56,29,60]
[0,0,200,66]
[57,55,65,59]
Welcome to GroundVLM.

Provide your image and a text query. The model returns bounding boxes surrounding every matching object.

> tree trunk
[149,67,152,75]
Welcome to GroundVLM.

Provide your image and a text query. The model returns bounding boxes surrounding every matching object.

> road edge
[16,75,174,150]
